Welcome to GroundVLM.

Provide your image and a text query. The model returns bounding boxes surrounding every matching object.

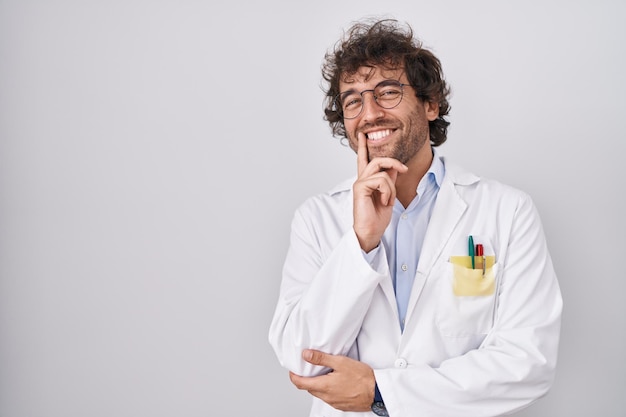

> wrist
[371,382,388,416]
[354,230,380,253]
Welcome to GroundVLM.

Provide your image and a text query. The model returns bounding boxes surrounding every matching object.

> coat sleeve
[376,192,563,417]
[268,201,389,377]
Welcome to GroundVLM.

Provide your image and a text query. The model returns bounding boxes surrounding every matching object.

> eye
[377,88,402,100]
[342,95,362,110]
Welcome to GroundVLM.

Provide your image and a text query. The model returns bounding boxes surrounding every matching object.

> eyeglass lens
[337,80,405,119]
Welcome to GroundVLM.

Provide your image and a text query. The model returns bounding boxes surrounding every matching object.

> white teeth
[367,129,392,141]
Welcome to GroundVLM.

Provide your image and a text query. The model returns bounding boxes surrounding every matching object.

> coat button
[394,358,408,368]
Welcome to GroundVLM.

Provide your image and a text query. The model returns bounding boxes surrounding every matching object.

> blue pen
[468,235,475,269]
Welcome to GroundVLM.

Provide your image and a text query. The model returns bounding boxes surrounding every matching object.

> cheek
[344,122,358,150]
[346,136,357,152]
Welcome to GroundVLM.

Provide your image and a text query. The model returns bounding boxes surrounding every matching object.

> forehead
[339,65,406,90]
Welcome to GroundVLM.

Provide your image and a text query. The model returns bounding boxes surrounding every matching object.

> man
[269,18,562,417]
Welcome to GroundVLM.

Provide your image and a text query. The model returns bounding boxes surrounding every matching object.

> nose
[359,91,384,121]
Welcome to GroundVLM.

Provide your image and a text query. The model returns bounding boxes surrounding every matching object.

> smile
[366,129,393,141]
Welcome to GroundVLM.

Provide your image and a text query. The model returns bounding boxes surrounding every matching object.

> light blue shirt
[365,152,444,331]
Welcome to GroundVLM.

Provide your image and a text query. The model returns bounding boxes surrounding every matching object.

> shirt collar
[430,148,445,188]
[416,148,445,194]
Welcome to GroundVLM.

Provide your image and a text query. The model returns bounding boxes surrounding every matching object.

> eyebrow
[338,87,358,97]
[339,79,403,96]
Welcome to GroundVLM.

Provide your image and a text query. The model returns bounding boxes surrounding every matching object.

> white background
[1,1,624,416]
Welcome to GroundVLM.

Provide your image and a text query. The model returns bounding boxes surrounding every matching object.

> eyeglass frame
[333,79,410,120]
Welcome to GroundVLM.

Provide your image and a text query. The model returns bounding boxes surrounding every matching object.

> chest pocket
[435,260,499,337]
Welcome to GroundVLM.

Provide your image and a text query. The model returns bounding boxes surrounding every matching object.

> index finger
[356,132,368,177]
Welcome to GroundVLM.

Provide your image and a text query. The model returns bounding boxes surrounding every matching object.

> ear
[423,100,440,121]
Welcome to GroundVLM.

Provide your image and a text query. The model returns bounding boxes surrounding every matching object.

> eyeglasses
[333,80,408,119]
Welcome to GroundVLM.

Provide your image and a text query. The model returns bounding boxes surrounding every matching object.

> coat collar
[438,154,480,187]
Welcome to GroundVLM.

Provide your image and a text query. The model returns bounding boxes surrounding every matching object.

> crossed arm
[286,133,404,412]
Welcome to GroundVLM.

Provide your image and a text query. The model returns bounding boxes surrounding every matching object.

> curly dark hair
[322,18,451,146]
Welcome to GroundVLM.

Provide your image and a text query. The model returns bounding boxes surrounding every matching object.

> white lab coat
[269,155,562,417]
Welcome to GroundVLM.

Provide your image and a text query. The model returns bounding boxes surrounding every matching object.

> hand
[289,349,375,412]
[353,132,408,252]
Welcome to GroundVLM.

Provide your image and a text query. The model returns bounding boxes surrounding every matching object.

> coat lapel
[404,161,474,324]
[418,174,468,275]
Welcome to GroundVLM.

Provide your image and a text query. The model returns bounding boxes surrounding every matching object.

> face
[340,66,439,164]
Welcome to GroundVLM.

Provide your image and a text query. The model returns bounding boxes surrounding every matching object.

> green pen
[468,235,475,269]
